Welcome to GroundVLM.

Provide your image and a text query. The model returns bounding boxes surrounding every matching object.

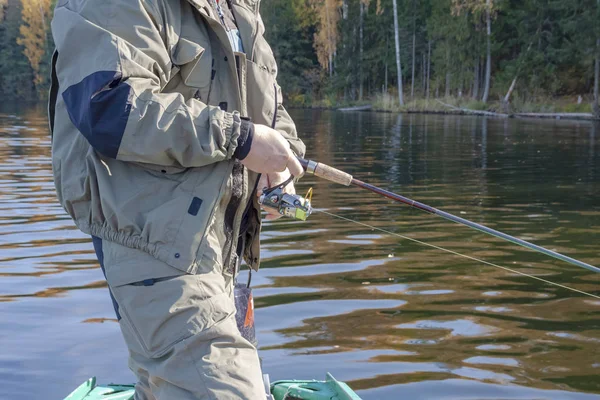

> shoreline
[289,97,600,122]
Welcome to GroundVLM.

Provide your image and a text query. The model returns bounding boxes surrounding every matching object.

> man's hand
[240,124,304,177]
[257,169,296,221]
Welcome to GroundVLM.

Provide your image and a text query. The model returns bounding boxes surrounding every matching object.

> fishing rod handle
[297,158,353,186]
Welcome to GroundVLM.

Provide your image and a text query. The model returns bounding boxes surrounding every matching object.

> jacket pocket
[171,13,214,101]
[158,161,231,274]
[250,33,277,75]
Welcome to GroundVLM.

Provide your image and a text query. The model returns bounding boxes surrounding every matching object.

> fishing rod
[295,157,600,275]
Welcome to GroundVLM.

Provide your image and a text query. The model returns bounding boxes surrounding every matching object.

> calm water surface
[0,105,599,399]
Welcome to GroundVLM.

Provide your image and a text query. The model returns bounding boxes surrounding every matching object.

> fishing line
[298,157,600,274]
[317,209,600,300]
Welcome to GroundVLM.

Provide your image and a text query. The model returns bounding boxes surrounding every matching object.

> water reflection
[1,106,599,399]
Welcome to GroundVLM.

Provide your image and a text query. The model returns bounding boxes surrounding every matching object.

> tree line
[263,0,600,112]
[0,0,54,101]
[1,0,599,114]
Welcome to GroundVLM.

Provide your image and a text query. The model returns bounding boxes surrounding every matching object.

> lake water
[0,104,599,399]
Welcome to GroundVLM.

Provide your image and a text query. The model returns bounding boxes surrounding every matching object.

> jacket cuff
[234,118,254,160]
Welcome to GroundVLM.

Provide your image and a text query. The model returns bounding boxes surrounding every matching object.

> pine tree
[311,0,340,77]
[262,0,320,103]
[392,0,404,105]
[451,0,496,101]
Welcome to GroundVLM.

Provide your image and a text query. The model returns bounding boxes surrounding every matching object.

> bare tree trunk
[39,3,47,34]
[595,22,600,117]
[482,0,492,103]
[392,0,404,105]
[333,49,337,74]
[501,74,518,112]
[385,33,389,93]
[384,63,388,94]
[351,26,357,100]
[359,2,364,101]
[503,77,517,103]
[596,0,600,106]
[411,31,416,99]
[411,0,416,100]
[426,40,431,100]
[473,60,480,99]
[478,58,483,98]
[384,34,389,93]
[445,48,450,97]
[422,51,426,95]
[595,36,599,106]
[326,0,333,77]
[502,36,534,110]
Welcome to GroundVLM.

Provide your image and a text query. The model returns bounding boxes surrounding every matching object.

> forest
[1,0,599,114]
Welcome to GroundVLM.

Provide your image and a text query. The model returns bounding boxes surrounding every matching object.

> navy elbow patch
[188,197,203,216]
[63,71,133,159]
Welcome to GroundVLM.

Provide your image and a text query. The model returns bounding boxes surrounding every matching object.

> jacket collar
[186,0,259,60]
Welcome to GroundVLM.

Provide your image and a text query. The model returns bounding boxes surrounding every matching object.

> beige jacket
[49,0,305,274]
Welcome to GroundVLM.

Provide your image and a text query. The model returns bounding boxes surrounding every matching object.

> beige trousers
[93,237,265,400]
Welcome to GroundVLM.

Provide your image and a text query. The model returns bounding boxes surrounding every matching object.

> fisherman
[48,0,305,398]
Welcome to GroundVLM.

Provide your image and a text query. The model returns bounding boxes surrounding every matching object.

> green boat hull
[65,373,362,400]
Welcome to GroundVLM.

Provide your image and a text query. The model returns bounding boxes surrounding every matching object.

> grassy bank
[294,94,597,116]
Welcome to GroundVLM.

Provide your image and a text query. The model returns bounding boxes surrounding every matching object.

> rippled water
[1,104,599,399]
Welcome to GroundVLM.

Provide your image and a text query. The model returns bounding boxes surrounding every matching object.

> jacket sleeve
[273,83,306,159]
[52,0,245,168]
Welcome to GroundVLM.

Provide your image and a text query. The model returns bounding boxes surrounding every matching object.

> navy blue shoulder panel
[62,71,132,159]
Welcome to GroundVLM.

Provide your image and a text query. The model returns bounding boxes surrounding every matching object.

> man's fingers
[265,213,282,221]
[240,124,305,177]
[286,152,304,178]
[284,181,296,195]
[267,169,287,187]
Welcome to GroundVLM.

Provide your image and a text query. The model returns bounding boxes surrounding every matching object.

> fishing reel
[258,176,313,221]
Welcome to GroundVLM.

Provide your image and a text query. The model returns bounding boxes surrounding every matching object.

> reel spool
[258,176,313,221]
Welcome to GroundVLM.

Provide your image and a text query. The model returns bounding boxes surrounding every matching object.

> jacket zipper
[227,163,247,277]
[206,0,257,276]
[213,0,228,28]
[222,162,245,275]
